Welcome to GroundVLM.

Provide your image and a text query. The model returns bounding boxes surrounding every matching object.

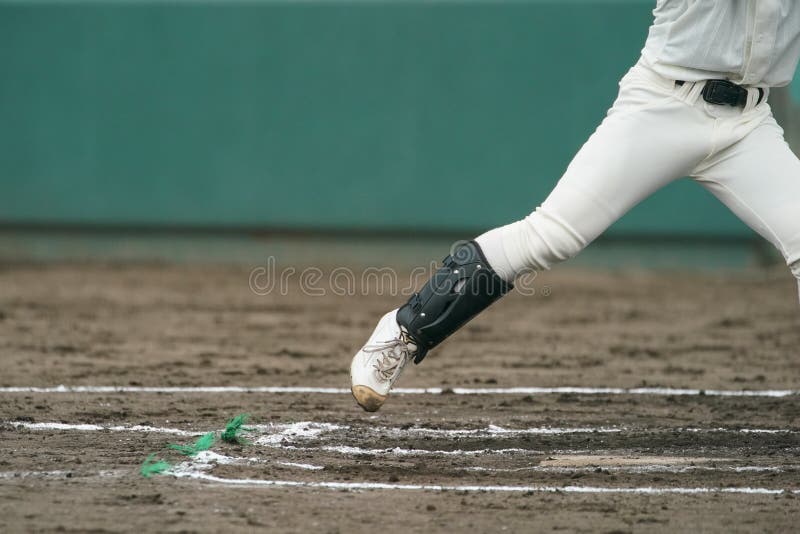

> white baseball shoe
[350,309,418,412]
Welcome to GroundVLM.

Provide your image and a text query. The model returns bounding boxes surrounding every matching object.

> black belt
[675,79,765,107]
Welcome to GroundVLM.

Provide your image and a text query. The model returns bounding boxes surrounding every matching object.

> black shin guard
[397,241,513,363]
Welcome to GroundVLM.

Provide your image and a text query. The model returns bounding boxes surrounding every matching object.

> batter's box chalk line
[0,385,798,397]
[166,452,800,496]
[5,420,800,496]
[171,474,800,496]
[9,420,800,441]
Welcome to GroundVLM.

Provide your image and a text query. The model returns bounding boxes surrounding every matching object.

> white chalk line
[276,461,325,471]
[177,451,324,472]
[7,420,800,459]
[168,450,796,476]
[5,423,798,495]
[461,465,792,474]
[0,421,601,457]
[169,470,800,496]
[0,385,797,397]
[168,453,800,496]
[250,423,615,456]
[294,444,546,456]
[368,423,626,437]
[3,465,793,496]
[9,421,798,440]
[249,422,627,443]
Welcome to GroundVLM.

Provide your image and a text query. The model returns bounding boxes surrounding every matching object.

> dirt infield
[1,262,799,532]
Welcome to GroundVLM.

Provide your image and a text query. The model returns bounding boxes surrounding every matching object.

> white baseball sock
[475,207,587,283]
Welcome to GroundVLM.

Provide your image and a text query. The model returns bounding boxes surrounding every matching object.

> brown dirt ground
[1,262,799,533]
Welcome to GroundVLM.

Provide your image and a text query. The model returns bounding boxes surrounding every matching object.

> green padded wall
[0,1,778,237]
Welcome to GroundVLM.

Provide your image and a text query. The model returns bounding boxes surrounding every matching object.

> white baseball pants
[477,60,800,302]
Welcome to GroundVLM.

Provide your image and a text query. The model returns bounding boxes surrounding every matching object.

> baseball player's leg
[350,67,711,411]
[476,78,713,283]
[691,113,800,304]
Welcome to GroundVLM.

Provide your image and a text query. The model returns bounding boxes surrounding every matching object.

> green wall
[0,0,777,236]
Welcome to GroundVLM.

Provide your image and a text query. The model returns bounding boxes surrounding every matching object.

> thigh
[692,115,800,265]
[541,76,710,244]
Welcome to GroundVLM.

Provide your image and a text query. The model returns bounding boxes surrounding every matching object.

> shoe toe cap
[351,385,387,412]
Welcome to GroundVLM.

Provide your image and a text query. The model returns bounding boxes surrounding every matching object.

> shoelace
[362,332,416,383]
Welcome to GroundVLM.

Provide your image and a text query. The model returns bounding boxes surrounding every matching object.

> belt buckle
[702,80,742,106]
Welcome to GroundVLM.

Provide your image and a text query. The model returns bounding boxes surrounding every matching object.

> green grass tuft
[140,453,171,478]
[167,431,216,457]
[221,414,252,444]
[142,416,253,479]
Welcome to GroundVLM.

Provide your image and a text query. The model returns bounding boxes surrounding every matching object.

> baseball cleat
[350,309,418,412]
